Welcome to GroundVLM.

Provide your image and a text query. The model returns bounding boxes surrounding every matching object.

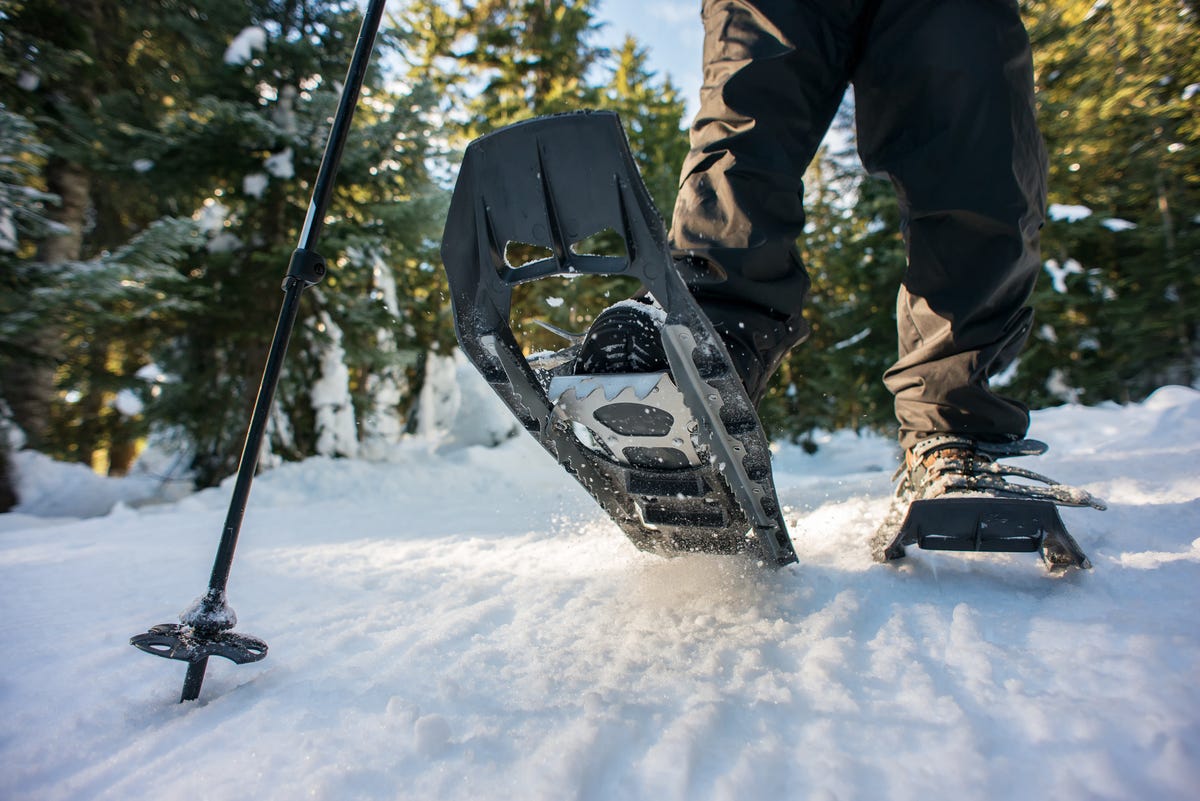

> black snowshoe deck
[875,497,1092,571]
[441,111,796,566]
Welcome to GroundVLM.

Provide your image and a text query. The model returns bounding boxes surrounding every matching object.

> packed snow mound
[1,388,1198,801]
[7,449,163,519]
[415,349,520,449]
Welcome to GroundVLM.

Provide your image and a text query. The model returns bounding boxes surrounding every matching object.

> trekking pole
[130,0,389,703]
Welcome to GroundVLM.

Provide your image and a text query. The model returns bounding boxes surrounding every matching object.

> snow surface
[2,387,1199,800]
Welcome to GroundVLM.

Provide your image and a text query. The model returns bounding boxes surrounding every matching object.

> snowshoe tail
[876,497,1092,571]
[440,111,796,566]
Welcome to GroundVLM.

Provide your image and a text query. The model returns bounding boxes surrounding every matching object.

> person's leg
[668,0,862,400]
[853,0,1048,450]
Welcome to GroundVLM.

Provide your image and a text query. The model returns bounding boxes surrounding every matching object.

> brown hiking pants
[668,0,1047,449]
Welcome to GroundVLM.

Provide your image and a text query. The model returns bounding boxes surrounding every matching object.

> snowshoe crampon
[440,111,796,566]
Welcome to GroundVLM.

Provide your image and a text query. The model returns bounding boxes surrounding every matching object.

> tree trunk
[1,160,90,451]
[0,444,16,512]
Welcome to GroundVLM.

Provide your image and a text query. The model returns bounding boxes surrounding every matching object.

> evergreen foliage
[765,0,1198,442]
[404,0,687,356]
[0,0,219,468]
[142,0,448,486]
[0,0,1194,492]
[1017,0,1199,406]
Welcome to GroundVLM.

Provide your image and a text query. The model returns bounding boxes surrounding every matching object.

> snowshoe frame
[441,112,797,566]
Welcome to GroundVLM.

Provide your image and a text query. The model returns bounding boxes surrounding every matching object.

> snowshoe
[440,111,797,566]
[872,435,1107,571]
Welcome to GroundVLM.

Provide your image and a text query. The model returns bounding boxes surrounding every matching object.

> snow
[0,206,15,252]
[131,159,154,173]
[545,296,565,307]
[113,388,144,417]
[2,387,1199,800]
[7,449,161,518]
[416,350,519,448]
[832,326,871,351]
[1101,218,1137,232]
[193,198,229,233]
[206,230,242,253]
[1048,204,1092,223]
[16,70,38,91]
[310,311,359,459]
[224,26,267,66]
[1043,258,1084,294]
[360,251,407,460]
[243,172,269,198]
[263,148,295,180]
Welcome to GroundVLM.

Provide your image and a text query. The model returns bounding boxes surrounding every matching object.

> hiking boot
[890,433,1107,508]
[573,295,803,409]
[573,297,669,375]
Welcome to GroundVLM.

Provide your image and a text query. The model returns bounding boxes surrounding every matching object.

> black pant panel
[855,0,1047,446]
[667,0,1048,447]
[670,0,859,318]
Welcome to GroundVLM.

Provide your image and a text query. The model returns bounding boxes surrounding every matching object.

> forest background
[0,0,1196,508]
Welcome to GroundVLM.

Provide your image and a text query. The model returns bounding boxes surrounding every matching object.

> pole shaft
[204,0,389,595]
[208,279,306,591]
[181,658,209,702]
[298,0,388,249]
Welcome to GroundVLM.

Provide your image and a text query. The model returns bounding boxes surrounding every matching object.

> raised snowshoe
[872,435,1107,571]
[440,111,796,565]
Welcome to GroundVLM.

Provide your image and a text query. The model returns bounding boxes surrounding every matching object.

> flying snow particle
[545,297,564,307]
[132,159,154,173]
[224,26,267,66]
[1101,218,1137,232]
[1183,83,1200,101]
[17,71,39,91]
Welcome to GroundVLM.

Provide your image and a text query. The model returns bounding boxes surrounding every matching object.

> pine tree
[1017,0,1199,405]
[596,37,689,225]
[407,2,688,356]
[0,105,61,509]
[140,0,447,485]
[0,0,234,470]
